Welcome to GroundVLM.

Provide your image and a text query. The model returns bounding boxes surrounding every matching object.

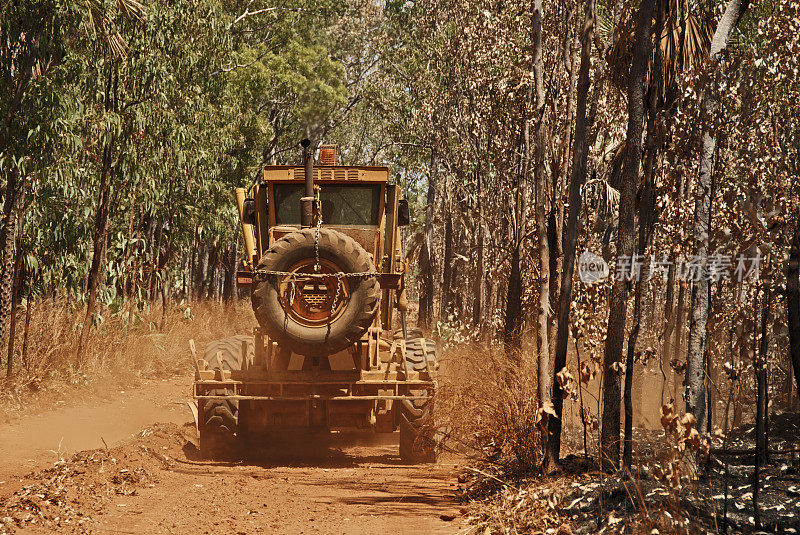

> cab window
[274,184,380,226]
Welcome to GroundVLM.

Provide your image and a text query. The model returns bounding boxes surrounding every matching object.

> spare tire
[251,228,379,356]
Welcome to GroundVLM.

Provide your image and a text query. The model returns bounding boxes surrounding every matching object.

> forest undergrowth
[0,299,254,421]
[437,343,800,534]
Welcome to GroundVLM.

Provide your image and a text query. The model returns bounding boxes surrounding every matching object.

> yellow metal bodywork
[250,164,405,332]
[235,187,258,267]
[192,164,430,432]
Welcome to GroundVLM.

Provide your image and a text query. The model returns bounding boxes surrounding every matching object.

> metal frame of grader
[191,144,436,435]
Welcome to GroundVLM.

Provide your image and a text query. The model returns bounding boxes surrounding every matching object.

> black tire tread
[399,398,436,464]
[399,338,438,464]
[199,337,250,460]
[199,388,238,460]
[251,228,379,355]
[404,337,438,373]
[204,335,254,371]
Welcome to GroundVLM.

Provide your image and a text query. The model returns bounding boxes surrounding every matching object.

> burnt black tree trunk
[546,0,596,466]
[623,0,663,469]
[600,0,655,471]
[788,216,800,404]
[503,242,523,353]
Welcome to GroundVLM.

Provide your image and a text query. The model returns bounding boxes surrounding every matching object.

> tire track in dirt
[0,377,465,534]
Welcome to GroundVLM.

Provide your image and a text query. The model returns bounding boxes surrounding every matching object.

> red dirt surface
[0,376,464,534]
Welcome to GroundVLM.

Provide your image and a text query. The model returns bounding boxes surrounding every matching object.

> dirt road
[0,376,465,534]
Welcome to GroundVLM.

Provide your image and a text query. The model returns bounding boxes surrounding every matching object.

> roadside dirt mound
[0,376,191,482]
[0,423,192,534]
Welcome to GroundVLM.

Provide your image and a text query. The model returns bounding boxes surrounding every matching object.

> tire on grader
[199,335,253,460]
[399,337,438,464]
[251,228,380,356]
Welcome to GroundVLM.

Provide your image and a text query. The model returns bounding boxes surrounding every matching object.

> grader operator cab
[191,139,438,463]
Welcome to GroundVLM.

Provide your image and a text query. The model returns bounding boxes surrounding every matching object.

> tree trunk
[214,251,224,302]
[758,266,770,463]
[623,282,642,468]
[0,167,24,348]
[199,245,209,299]
[160,276,169,332]
[189,228,198,302]
[674,280,687,363]
[121,193,136,304]
[503,243,523,354]
[149,219,164,302]
[623,0,663,468]
[209,249,220,302]
[21,283,32,371]
[231,234,239,301]
[661,261,676,400]
[788,215,800,404]
[686,0,750,432]
[77,109,115,367]
[223,247,233,302]
[6,234,23,378]
[600,0,654,471]
[418,148,438,330]
[550,14,580,365]
[440,201,455,319]
[472,175,484,327]
[530,0,551,410]
[182,253,190,302]
[546,0,596,466]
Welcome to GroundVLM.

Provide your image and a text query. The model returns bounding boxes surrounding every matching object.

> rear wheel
[199,388,238,460]
[198,336,253,460]
[399,338,438,464]
[399,397,437,464]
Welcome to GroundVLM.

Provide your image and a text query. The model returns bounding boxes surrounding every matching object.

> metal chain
[288,278,296,306]
[330,273,344,316]
[255,269,374,279]
[313,201,322,272]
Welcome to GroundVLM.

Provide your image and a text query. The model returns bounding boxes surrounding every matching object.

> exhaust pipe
[235,187,258,267]
[301,138,314,228]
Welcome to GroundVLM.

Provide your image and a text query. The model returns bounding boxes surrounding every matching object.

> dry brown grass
[436,343,543,473]
[0,298,255,416]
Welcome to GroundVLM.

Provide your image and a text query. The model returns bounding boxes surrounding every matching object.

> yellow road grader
[191,140,438,463]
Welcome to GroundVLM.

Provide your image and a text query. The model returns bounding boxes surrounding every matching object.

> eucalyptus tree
[684,0,750,435]
[0,0,86,353]
[600,0,654,471]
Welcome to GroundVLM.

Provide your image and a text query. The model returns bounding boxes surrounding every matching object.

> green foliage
[2,0,375,309]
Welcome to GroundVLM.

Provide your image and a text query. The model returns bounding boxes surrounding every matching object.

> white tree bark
[685,0,749,432]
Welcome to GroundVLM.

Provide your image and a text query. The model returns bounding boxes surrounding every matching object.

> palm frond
[609,1,712,97]
[79,0,148,60]
[596,3,614,44]
[116,0,147,22]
